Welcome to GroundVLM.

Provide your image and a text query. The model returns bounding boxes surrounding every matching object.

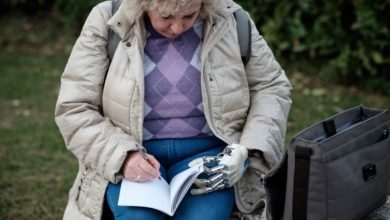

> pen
[136,144,161,180]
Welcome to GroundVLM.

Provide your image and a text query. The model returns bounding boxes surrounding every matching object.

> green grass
[0,14,389,220]
[0,50,78,219]
[0,14,78,218]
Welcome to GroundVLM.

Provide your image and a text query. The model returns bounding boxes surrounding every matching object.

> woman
[55,0,292,219]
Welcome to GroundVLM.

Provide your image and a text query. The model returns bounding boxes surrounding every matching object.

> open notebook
[118,163,203,216]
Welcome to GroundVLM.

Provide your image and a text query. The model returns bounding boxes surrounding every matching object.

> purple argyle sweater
[143,17,212,140]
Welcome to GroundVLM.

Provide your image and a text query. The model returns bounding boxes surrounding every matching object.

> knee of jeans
[115,207,165,220]
[173,189,235,220]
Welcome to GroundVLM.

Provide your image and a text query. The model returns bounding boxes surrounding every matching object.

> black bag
[265,105,390,220]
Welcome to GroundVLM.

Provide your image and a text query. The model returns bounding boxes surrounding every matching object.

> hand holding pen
[121,144,161,182]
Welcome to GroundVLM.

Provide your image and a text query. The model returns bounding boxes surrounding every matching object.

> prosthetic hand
[188,144,248,195]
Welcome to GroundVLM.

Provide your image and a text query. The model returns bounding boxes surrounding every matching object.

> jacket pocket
[235,160,267,214]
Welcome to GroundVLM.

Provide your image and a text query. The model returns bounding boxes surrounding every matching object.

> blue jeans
[106,136,236,220]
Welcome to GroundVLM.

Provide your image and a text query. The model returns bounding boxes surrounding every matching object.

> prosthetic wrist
[219,143,248,186]
[188,143,248,195]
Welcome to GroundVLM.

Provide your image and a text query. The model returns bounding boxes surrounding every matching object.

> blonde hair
[123,0,221,21]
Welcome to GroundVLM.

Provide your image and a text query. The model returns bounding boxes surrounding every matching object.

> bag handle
[323,119,336,138]
[293,146,312,220]
[107,0,123,63]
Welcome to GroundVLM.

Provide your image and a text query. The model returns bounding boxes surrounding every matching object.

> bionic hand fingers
[189,144,248,195]
[188,156,220,168]
[191,178,226,195]
[193,173,224,187]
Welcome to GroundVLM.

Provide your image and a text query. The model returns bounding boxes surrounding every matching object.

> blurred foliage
[238,0,390,94]
[0,0,101,30]
[52,0,102,30]
[1,0,389,94]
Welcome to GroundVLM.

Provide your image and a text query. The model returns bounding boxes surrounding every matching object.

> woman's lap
[106,136,235,220]
[106,180,234,220]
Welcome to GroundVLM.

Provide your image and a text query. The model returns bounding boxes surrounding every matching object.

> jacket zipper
[202,70,232,145]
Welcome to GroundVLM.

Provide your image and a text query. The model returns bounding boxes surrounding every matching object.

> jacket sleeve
[54,3,135,183]
[239,18,292,172]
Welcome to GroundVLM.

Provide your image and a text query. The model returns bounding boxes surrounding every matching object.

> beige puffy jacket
[55,0,292,219]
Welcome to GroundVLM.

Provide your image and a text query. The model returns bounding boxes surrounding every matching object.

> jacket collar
[107,0,241,42]
[107,3,135,42]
